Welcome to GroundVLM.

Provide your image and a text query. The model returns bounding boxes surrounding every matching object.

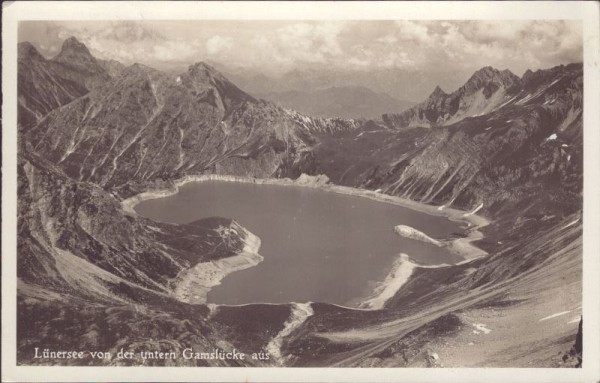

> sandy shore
[172,224,263,304]
[359,254,418,310]
[122,173,490,310]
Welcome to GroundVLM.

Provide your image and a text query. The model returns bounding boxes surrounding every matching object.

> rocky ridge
[384,66,527,129]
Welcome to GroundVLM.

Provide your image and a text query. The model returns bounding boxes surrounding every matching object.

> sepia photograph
[2,1,600,382]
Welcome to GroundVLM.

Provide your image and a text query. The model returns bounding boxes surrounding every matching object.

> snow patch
[545,133,558,141]
[561,218,580,230]
[463,203,484,217]
[539,310,571,322]
[515,93,533,105]
[394,225,442,247]
[473,323,491,334]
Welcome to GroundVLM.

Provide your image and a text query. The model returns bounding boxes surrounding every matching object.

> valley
[15,36,582,368]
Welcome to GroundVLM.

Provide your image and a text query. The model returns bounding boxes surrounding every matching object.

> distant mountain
[209,61,474,103]
[257,86,415,119]
[17,38,112,128]
[383,66,523,128]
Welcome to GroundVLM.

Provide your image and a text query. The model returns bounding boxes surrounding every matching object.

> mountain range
[16,37,583,367]
[256,86,415,119]
[209,61,475,103]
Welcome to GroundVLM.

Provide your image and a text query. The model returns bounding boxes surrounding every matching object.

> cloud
[99,21,164,43]
[152,40,203,63]
[18,20,582,76]
[206,35,233,55]
[244,22,345,68]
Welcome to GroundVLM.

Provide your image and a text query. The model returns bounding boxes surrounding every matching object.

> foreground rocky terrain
[16,37,582,367]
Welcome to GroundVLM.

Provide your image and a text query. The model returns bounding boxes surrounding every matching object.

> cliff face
[16,37,583,368]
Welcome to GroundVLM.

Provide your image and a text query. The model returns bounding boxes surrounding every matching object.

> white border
[3,2,600,382]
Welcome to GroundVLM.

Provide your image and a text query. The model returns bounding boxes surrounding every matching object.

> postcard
[2,1,600,382]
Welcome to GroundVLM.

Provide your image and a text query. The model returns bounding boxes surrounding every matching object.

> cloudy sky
[19,20,582,77]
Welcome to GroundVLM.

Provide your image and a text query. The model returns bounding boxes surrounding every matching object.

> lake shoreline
[122,173,490,310]
[172,222,263,305]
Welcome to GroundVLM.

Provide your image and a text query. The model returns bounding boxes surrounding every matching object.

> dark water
[135,181,464,307]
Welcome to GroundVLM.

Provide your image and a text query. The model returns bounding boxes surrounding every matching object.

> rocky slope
[17,152,286,366]
[18,38,112,128]
[23,41,360,198]
[16,37,583,367]
[316,64,582,225]
[383,66,522,129]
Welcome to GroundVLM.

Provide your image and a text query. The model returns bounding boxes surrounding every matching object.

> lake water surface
[135,181,464,307]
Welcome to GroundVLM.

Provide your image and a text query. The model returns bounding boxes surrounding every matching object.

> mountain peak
[52,37,105,76]
[60,36,92,56]
[467,66,520,89]
[185,61,255,107]
[188,61,221,76]
[429,85,447,98]
[187,61,234,85]
[475,65,497,74]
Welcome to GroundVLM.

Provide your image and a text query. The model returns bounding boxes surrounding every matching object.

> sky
[19,20,582,78]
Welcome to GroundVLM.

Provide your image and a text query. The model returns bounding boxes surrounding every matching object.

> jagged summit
[185,61,256,106]
[382,63,576,129]
[466,66,520,89]
[52,36,104,75]
[59,36,92,55]
[54,36,96,64]
[429,85,447,99]
[187,61,231,82]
